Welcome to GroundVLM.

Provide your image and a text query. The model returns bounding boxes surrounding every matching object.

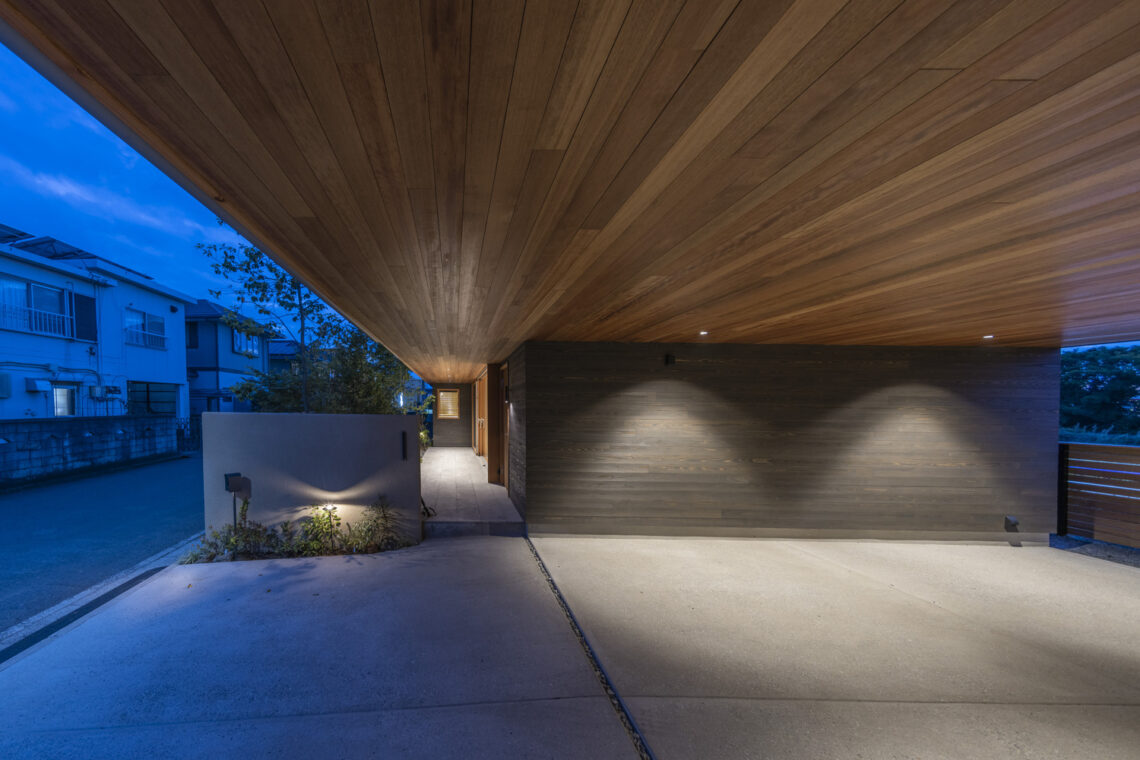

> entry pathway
[532,537,1140,759]
[0,537,636,759]
[0,454,204,632]
[422,447,523,536]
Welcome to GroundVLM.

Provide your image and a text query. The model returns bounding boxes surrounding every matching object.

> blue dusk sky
[0,42,245,306]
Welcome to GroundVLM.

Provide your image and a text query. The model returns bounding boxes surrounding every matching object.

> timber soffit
[1,0,1139,382]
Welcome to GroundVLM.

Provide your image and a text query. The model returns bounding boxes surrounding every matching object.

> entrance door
[474,371,487,456]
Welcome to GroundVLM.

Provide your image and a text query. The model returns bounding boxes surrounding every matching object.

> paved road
[0,455,203,632]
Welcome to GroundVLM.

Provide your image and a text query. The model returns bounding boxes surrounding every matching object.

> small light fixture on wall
[983,334,994,340]
[699,331,708,336]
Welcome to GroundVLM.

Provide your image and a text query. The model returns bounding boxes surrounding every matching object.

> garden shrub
[180,496,409,563]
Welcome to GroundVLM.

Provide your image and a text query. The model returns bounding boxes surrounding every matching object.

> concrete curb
[0,531,204,660]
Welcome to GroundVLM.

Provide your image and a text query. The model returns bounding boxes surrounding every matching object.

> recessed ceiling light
[699,331,708,336]
[983,334,994,339]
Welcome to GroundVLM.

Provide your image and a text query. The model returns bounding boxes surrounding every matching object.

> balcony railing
[125,327,166,349]
[0,302,74,338]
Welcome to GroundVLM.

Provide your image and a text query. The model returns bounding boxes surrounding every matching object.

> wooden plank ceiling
[3,0,1140,382]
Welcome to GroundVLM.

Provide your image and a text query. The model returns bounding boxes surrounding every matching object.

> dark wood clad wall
[433,383,472,447]
[522,342,1060,540]
[507,346,526,516]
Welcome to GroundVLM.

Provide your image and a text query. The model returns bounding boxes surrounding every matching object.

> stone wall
[0,415,178,487]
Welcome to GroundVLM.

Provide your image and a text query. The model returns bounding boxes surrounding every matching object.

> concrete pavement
[533,537,1140,759]
[0,537,636,760]
[3,532,1139,758]
[0,454,203,632]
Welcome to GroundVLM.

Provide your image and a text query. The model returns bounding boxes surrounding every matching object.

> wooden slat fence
[1061,443,1140,549]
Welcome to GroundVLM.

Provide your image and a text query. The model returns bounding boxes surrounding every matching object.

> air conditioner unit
[89,385,123,399]
[25,378,51,393]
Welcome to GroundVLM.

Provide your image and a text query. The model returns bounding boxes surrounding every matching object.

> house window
[186,321,199,349]
[0,275,75,338]
[438,389,460,419]
[125,308,166,348]
[232,329,260,356]
[52,385,76,417]
[127,381,178,416]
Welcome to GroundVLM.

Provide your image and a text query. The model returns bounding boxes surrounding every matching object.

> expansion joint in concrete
[524,537,655,760]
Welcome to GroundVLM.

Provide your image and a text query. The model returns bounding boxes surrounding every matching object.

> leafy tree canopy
[1060,346,1140,434]
[198,233,423,416]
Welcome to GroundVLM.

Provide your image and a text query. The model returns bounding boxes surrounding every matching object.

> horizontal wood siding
[1064,443,1140,548]
[433,383,472,447]
[523,342,1059,539]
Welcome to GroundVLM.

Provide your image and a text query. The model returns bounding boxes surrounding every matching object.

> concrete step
[425,520,526,538]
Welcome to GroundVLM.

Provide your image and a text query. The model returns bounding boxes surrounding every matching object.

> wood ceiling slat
[370,0,448,362]
[3,0,1140,380]
[470,0,578,348]
[495,0,707,332]
[458,0,525,344]
[420,0,470,354]
[589,6,1140,344]
[316,0,430,331]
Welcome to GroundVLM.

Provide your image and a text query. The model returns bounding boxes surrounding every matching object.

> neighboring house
[267,337,299,374]
[0,223,191,419]
[401,375,431,412]
[185,299,269,414]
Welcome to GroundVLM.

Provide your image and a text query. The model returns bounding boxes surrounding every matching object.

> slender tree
[197,233,423,416]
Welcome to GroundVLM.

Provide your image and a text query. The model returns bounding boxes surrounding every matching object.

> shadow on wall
[202,412,422,545]
[527,343,1058,537]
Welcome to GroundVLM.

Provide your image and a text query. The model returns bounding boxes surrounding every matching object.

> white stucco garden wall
[202,412,421,545]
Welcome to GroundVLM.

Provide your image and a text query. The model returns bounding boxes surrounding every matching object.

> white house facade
[0,224,191,419]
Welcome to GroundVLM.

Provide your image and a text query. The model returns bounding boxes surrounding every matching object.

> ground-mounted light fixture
[1004,515,1020,548]
[224,472,252,526]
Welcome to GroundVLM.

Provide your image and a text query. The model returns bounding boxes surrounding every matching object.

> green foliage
[1060,346,1140,435]
[198,226,430,417]
[198,236,335,346]
[180,496,409,563]
[1059,425,1140,446]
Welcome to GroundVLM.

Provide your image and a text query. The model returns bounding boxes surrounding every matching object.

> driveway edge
[525,537,656,760]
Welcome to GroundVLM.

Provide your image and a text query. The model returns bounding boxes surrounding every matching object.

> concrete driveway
[0,537,636,760]
[533,537,1140,759]
[0,455,204,633]
[2,533,1138,758]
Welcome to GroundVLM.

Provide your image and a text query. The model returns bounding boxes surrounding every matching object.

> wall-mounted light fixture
[699,331,708,336]
[983,334,995,340]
